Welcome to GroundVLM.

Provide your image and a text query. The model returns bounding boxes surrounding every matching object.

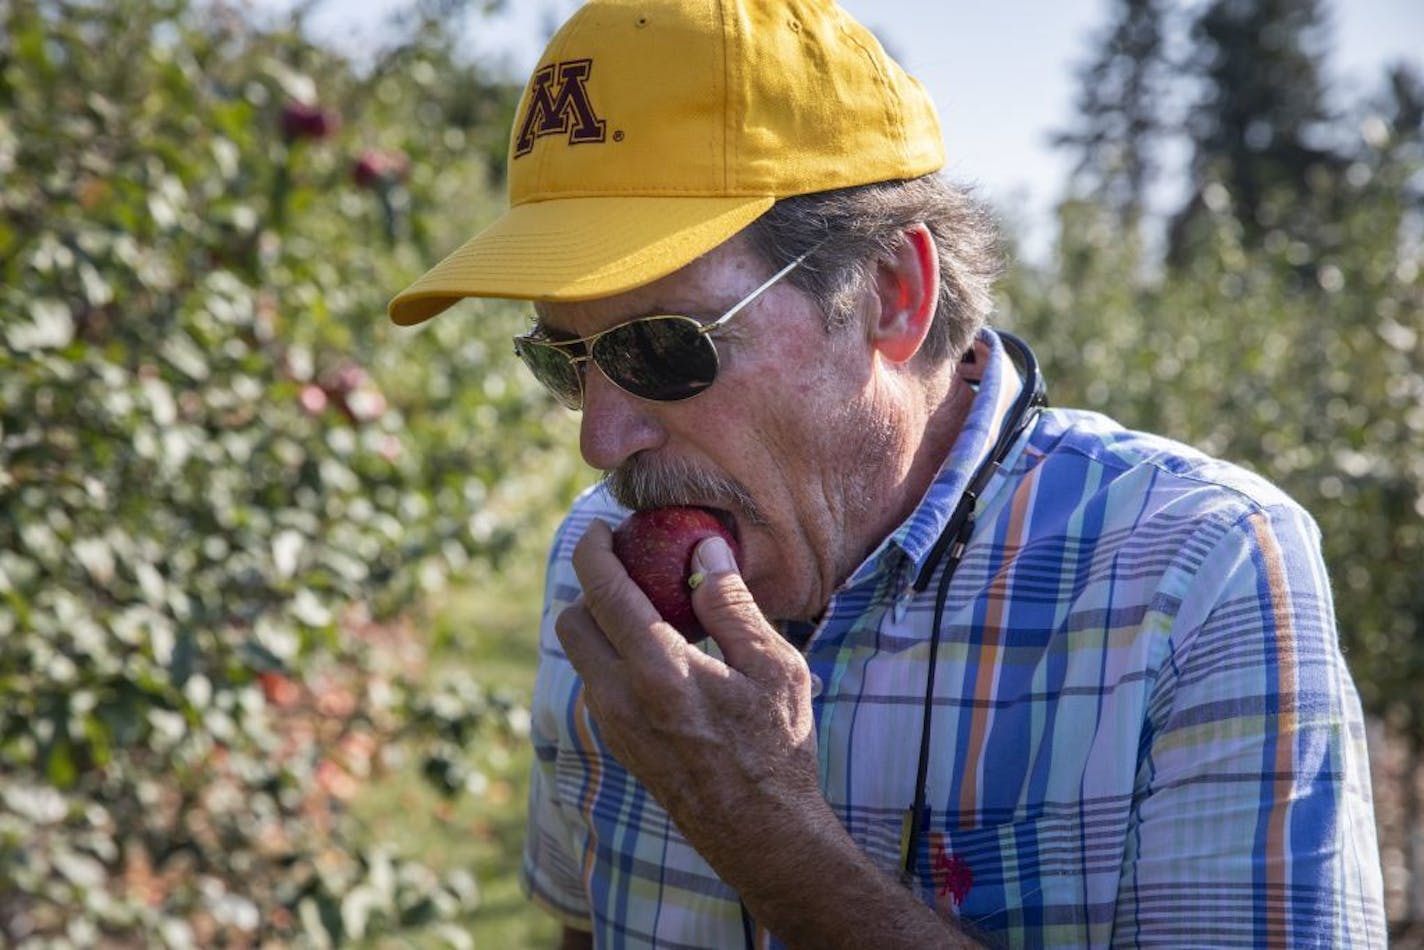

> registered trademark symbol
[613,130,625,142]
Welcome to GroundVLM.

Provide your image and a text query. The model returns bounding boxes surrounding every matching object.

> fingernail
[693,536,736,574]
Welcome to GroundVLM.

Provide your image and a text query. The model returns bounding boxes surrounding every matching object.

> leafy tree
[1172,0,1343,256]
[0,0,581,945]
[1009,23,1424,928]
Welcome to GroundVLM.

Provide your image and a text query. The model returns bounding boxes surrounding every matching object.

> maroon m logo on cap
[513,59,607,158]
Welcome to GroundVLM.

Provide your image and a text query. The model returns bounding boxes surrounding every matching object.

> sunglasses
[512,244,820,410]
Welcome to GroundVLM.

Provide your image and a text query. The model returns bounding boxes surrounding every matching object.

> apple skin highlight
[611,507,740,643]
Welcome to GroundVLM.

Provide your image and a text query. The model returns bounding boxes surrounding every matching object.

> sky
[276,0,1424,256]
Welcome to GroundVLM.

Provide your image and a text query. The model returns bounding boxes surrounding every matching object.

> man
[389,1,1385,946]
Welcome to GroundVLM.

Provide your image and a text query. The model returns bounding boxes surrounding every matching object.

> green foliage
[348,547,561,949]
[1186,0,1339,245]
[0,0,582,944]
[1004,103,1424,739]
[1040,0,1424,771]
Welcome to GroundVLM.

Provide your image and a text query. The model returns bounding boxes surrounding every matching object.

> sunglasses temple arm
[700,240,825,334]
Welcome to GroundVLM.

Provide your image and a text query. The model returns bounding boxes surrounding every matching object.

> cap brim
[388,194,775,325]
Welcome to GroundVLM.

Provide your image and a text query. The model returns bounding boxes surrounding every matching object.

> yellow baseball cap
[388,0,944,326]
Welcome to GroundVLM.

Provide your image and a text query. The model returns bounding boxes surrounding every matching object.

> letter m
[513,59,608,158]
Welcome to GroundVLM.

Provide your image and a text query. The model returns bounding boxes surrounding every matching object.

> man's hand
[555,519,822,858]
[555,520,979,948]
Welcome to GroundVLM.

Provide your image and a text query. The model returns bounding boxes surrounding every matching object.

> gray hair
[745,174,1005,365]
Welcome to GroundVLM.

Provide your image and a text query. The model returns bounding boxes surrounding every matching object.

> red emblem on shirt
[930,834,973,909]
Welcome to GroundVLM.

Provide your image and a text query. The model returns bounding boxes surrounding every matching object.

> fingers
[690,537,807,685]
[569,519,684,657]
[554,599,619,678]
[567,520,800,694]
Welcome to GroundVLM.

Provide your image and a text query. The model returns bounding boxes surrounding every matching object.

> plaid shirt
[521,329,1384,948]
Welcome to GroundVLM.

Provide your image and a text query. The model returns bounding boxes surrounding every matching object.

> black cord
[899,331,1046,885]
[900,507,973,885]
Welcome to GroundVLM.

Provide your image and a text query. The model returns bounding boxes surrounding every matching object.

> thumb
[688,536,782,675]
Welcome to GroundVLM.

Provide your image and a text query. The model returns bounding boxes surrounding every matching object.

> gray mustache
[602,456,767,526]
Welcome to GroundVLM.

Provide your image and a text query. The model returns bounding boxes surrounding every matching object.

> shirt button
[809,673,824,698]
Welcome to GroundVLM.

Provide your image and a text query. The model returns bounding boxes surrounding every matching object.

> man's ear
[870,224,939,365]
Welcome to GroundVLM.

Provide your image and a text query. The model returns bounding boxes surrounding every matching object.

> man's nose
[578,365,665,471]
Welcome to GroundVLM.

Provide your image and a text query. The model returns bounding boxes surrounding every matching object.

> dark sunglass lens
[594,318,718,401]
[514,339,583,408]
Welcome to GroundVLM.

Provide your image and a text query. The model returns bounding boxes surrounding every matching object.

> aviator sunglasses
[512,243,821,410]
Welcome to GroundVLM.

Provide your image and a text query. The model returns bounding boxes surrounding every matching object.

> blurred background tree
[1026,0,1424,934]
[1053,0,1171,231]
[2,0,1421,945]
[0,0,582,944]
[1176,0,1343,251]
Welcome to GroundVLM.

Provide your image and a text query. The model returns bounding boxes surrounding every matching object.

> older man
[389,1,1384,947]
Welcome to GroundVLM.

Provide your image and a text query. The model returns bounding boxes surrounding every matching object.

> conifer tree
[1179,0,1341,247]
[1054,0,1171,228]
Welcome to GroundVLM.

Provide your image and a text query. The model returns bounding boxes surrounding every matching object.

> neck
[836,352,976,580]
[907,359,977,506]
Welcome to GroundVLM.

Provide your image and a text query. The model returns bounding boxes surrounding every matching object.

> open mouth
[632,498,746,549]
[632,503,741,549]
[702,506,739,547]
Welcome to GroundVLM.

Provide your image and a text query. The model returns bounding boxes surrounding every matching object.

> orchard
[0,0,584,944]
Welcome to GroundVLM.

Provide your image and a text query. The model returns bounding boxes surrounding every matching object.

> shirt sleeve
[1112,502,1385,946]
[519,514,595,930]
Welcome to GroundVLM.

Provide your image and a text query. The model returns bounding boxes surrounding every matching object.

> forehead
[533,233,770,333]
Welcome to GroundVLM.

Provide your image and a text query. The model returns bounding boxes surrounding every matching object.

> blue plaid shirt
[521,329,1384,947]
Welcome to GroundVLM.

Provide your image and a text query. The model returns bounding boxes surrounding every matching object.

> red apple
[258,670,300,708]
[352,148,410,189]
[281,101,340,141]
[611,507,739,643]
